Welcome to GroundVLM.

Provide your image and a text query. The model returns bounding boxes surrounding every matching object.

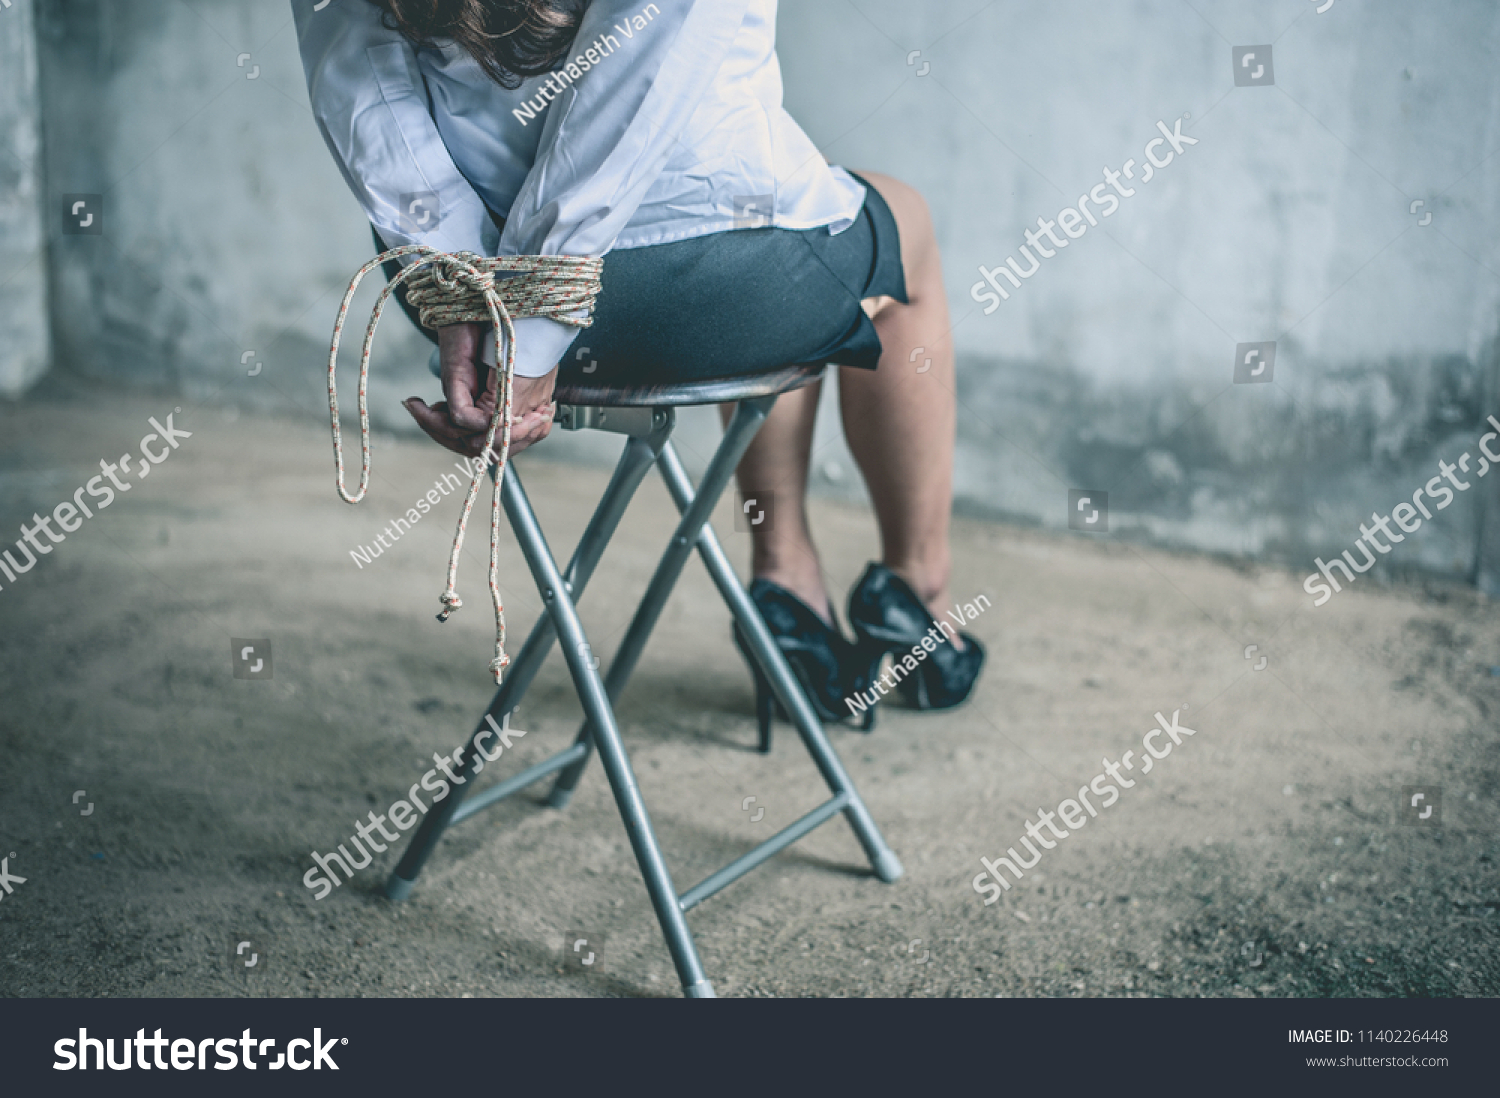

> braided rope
[326,245,603,682]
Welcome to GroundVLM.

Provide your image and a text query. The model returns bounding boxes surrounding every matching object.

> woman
[295,0,983,730]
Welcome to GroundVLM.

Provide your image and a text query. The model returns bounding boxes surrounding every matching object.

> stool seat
[426,346,824,409]
[554,362,825,408]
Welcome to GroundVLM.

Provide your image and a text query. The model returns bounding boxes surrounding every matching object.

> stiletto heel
[752,655,773,753]
[734,625,778,753]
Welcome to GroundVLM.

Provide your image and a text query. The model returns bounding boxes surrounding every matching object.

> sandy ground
[1,381,1496,999]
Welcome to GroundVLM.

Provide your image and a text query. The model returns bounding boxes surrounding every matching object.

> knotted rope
[326,245,603,682]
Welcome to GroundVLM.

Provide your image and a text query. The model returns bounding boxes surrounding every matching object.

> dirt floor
[1,382,1497,999]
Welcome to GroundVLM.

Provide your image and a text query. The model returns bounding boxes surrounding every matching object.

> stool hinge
[555,404,672,437]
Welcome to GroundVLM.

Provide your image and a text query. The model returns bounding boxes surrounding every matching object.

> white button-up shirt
[294,0,866,376]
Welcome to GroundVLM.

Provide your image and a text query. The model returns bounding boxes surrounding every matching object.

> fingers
[505,407,554,456]
[439,323,494,431]
[403,398,553,459]
[403,398,480,457]
[510,368,559,420]
[415,338,559,461]
[446,368,497,432]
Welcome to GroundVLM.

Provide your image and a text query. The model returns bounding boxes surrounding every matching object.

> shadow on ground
[0,385,1496,997]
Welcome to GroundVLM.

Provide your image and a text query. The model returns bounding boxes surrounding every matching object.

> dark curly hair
[372,0,590,89]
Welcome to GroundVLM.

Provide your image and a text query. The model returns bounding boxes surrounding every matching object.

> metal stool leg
[379,387,899,994]
[656,441,904,883]
[504,466,715,997]
[547,396,776,804]
[385,434,663,899]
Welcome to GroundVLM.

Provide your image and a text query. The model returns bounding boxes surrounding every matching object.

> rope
[326,245,603,682]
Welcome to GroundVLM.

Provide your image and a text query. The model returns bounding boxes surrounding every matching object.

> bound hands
[403,321,557,460]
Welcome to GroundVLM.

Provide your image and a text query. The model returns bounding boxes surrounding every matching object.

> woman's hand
[403,321,557,460]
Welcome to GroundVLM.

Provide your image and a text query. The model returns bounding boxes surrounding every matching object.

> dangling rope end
[327,245,600,682]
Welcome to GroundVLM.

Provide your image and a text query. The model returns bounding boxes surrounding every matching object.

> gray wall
[13,0,1500,588]
[778,0,1500,587]
[30,0,435,417]
[0,0,50,397]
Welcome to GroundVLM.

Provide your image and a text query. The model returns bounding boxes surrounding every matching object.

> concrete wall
[20,0,1500,588]
[779,0,1500,588]
[32,0,437,417]
[0,0,50,398]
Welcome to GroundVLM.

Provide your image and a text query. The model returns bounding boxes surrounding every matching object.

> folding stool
[383,359,904,997]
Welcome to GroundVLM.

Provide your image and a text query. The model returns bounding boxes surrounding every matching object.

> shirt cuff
[478,315,585,378]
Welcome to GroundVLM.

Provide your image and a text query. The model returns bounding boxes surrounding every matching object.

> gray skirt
[380,171,907,387]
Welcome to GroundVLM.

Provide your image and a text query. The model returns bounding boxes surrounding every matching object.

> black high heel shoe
[847,562,985,711]
[733,579,876,753]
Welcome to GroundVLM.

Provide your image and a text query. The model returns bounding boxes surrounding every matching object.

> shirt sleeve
[296,0,754,378]
[496,0,755,376]
[293,0,496,263]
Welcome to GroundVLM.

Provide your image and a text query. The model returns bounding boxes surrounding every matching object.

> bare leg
[722,170,957,625]
[838,171,957,620]
[719,380,834,624]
